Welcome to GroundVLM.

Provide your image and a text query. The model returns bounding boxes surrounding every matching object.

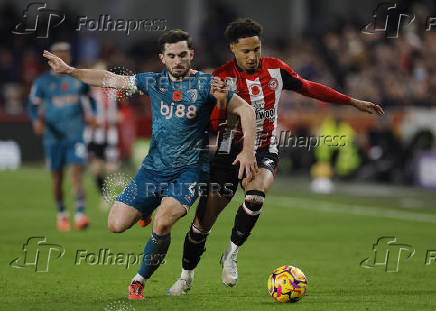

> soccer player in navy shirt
[43,29,257,300]
[30,42,96,232]
[169,18,384,294]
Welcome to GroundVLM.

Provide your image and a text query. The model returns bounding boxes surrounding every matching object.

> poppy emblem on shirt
[268,78,278,90]
[173,90,182,101]
[61,82,69,91]
[250,84,261,96]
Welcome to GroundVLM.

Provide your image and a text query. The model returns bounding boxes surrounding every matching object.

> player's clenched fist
[210,77,229,102]
[43,50,74,75]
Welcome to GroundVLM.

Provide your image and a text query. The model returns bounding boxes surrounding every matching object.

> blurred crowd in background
[0,0,435,188]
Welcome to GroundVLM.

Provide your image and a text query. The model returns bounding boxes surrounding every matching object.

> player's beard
[169,65,190,79]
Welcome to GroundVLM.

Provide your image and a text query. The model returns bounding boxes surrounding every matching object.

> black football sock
[55,199,66,213]
[231,190,265,246]
[182,223,209,271]
[96,174,104,194]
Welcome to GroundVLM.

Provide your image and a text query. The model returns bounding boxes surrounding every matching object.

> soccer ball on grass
[267,265,308,303]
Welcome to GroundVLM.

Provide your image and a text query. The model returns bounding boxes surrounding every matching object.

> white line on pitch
[271,196,436,224]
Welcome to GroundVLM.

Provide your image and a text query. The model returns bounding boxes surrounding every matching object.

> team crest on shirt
[186,89,198,102]
[268,78,278,90]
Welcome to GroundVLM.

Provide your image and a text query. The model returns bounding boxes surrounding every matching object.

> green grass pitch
[1,166,436,310]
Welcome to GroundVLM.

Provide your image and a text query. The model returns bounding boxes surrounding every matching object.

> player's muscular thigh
[244,168,274,193]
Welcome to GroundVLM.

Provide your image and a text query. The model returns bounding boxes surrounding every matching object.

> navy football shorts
[116,164,208,215]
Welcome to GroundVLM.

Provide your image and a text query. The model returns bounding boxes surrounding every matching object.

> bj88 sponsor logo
[160,101,197,120]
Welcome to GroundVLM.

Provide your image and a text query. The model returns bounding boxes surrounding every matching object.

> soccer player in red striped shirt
[168,18,384,295]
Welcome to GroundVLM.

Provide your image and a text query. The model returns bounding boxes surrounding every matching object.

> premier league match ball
[267,265,308,303]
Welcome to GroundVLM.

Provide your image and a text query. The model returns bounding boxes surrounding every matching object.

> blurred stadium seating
[0,0,435,188]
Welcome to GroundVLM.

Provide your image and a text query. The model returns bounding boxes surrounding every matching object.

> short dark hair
[224,18,263,43]
[159,29,193,52]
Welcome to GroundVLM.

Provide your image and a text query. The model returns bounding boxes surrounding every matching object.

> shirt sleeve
[279,60,350,105]
[207,90,234,105]
[28,79,44,121]
[207,86,234,134]
[131,73,156,95]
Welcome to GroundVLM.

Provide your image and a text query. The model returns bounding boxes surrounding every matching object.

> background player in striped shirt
[29,42,96,232]
[169,18,384,295]
[43,29,257,300]
[85,61,121,209]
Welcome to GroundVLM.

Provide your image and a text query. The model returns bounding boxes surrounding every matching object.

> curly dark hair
[159,29,192,52]
[224,18,263,43]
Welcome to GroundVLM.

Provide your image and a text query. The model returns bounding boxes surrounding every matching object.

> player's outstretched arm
[42,50,131,89]
[227,94,258,180]
[297,78,384,116]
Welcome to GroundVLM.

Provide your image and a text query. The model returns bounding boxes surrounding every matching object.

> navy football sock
[138,232,171,279]
[74,195,85,214]
[96,175,104,194]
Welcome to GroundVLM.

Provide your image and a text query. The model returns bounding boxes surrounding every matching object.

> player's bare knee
[107,218,126,233]
[153,216,173,235]
[107,202,130,233]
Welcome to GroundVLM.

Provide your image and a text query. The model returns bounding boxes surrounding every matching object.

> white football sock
[57,211,69,217]
[132,273,146,284]
[229,241,239,253]
[181,269,194,280]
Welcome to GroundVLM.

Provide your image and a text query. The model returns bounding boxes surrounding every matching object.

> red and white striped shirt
[210,57,350,154]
